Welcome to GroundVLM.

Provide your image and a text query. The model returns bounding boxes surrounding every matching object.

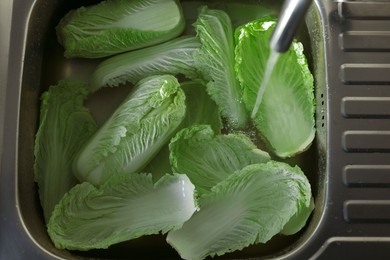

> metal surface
[0,0,56,258]
[270,0,313,52]
[1,0,390,259]
[0,0,13,162]
[310,0,390,258]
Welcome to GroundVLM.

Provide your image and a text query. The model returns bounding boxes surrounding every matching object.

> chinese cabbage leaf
[235,18,315,158]
[90,36,202,92]
[180,81,222,133]
[73,75,186,186]
[281,197,315,235]
[48,173,197,250]
[143,81,222,181]
[193,6,248,129]
[167,161,313,259]
[34,80,98,223]
[169,125,270,194]
[57,0,185,58]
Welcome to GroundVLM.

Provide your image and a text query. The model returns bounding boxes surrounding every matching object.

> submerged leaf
[180,81,222,133]
[143,81,222,181]
[167,161,313,259]
[90,36,202,92]
[169,125,270,194]
[34,80,98,223]
[48,173,197,250]
[57,0,185,58]
[281,197,315,235]
[73,75,186,186]
[193,6,248,129]
[235,18,315,158]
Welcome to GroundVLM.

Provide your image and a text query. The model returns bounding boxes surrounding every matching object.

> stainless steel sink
[2,0,390,259]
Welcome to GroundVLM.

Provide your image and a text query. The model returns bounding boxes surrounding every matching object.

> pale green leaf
[193,6,248,129]
[167,161,313,260]
[57,0,185,58]
[169,125,270,194]
[73,75,186,186]
[90,36,202,92]
[34,80,98,223]
[235,18,315,158]
[48,173,197,250]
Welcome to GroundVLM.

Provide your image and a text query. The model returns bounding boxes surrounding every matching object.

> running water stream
[251,50,280,119]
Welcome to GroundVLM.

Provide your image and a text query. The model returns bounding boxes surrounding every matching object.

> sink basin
[5,0,390,259]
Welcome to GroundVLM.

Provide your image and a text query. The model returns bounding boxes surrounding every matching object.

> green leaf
[57,0,185,58]
[142,81,222,181]
[141,145,172,182]
[34,80,98,223]
[169,125,270,194]
[48,173,197,250]
[90,36,202,92]
[193,6,248,129]
[73,75,186,186]
[235,18,315,158]
[180,2,276,30]
[167,161,313,259]
[180,81,222,133]
[281,197,315,235]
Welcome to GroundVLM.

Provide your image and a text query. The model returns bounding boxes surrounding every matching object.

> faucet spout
[270,0,312,53]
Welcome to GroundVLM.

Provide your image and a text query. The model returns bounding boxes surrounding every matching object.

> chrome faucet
[270,0,313,53]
